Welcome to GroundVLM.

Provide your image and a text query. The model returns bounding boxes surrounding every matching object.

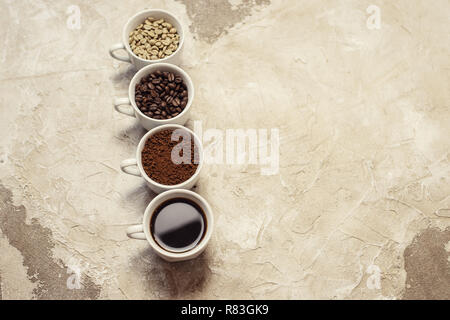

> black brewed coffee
[150,197,206,253]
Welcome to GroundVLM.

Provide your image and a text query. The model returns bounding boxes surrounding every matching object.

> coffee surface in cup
[150,197,206,253]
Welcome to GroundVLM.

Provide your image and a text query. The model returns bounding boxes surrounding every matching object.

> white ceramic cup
[126,189,213,262]
[121,124,203,194]
[109,9,184,69]
[113,63,194,130]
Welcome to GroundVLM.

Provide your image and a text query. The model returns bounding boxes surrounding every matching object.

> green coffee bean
[129,16,179,60]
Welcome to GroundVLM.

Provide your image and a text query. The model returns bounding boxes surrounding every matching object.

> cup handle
[114,97,135,117]
[109,43,131,63]
[126,225,146,240]
[120,158,141,176]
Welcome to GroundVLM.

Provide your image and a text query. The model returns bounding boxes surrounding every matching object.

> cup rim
[142,189,214,259]
[135,124,203,189]
[122,9,184,63]
[128,63,194,123]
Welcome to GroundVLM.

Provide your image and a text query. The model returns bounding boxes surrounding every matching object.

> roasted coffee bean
[135,70,188,120]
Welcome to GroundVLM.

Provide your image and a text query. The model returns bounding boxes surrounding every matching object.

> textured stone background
[0,0,449,299]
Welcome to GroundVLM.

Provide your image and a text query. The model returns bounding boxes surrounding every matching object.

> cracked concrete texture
[177,0,270,42]
[0,0,449,299]
[0,183,101,299]
[403,227,450,300]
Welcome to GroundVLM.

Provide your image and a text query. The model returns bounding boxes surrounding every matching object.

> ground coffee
[141,129,198,185]
[135,70,188,120]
